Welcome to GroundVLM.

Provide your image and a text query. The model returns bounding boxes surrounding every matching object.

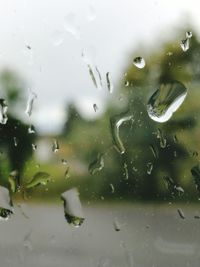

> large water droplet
[147,81,187,123]
[106,72,114,93]
[61,188,84,227]
[177,208,185,219]
[88,153,104,175]
[52,139,59,153]
[25,90,37,117]
[8,170,20,193]
[0,99,8,124]
[133,57,145,69]
[180,38,189,52]
[191,165,200,194]
[26,172,51,189]
[110,112,133,154]
[0,186,13,221]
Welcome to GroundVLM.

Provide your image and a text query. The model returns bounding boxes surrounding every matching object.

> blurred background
[1,1,200,266]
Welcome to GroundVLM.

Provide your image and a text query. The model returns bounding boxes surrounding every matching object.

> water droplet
[61,159,67,165]
[186,31,192,39]
[147,81,187,123]
[180,38,189,52]
[113,217,121,231]
[32,143,37,151]
[64,166,70,179]
[177,208,185,219]
[26,45,31,50]
[88,64,97,88]
[23,231,33,250]
[25,90,37,117]
[51,30,64,46]
[110,111,133,154]
[8,170,20,193]
[106,72,114,93]
[194,215,200,219]
[166,51,173,56]
[87,4,96,21]
[95,66,103,88]
[0,186,13,221]
[133,57,145,69]
[109,183,115,193]
[124,80,130,87]
[26,172,51,189]
[17,203,29,219]
[64,13,80,40]
[192,151,198,157]
[13,137,18,147]
[147,162,153,175]
[123,162,129,180]
[52,139,59,153]
[0,99,8,124]
[157,128,166,148]
[173,134,178,143]
[28,125,35,134]
[88,153,104,175]
[163,176,184,196]
[93,103,98,112]
[61,188,84,227]
[191,165,200,194]
[149,145,158,159]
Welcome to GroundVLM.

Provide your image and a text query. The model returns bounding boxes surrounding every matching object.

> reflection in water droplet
[8,170,20,193]
[186,31,192,39]
[133,57,145,69]
[0,99,8,124]
[191,165,200,194]
[110,111,133,154]
[25,90,37,117]
[109,183,115,193]
[147,81,187,123]
[180,38,189,52]
[26,172,51,189]
[106,72,114,93]
[113,217,121,231]
[177,208,185,219]
[61,188,84,227]
[147,162,153,175]
[93,103,98,112]
[89,153,104,175]
[157,128,166,148]
[28,125,35,134]
[0,186,13,221]
[52,139,59,153]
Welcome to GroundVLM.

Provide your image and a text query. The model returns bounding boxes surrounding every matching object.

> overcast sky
[0,0,200,134]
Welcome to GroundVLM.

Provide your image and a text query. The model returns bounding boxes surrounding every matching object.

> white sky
[0,0,200,134]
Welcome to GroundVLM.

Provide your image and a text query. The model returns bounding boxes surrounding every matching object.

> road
[1,202,200,267]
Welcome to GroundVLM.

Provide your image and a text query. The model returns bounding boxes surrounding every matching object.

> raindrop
[88,64,98,88]
[87,4,96,21]
[191,165,200,194]
[123,162,129,180]
[93,103,98,112]
[88,153,104,175]
[173,134,178,143]
[26,45,31,50]
[177,208,185,219]
[147,81,187,123]
[61,188,84,227]
[51,30,64,46]
[163,176,184,196]
[61,159,67,165]
[180,38,189,52]
[64,13,80,40]
[8,170,20,193]
[26,172,51,189]
[106,72,114,93]
[192,151,198,157]
[147,162,153,175]
[157,128,166,148]
[17,203,29,219]
[25,90,37,117]
[23,231,33,251]
[133,56,145,69]
[110,111,133,154]
[124,80,130,87]
[28,125,35,134]
[109,183,115,193]
[113,217,121,231]
[0,99,8,124]
[0,186,13,221]
[64,166,70,179]
[149,145,158,159]
[95,66,103,88]
[32,144,37,151]
[194,215,200,219]
[13,137,18,147]
[52,139,59,153]
[186,31,192,39]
